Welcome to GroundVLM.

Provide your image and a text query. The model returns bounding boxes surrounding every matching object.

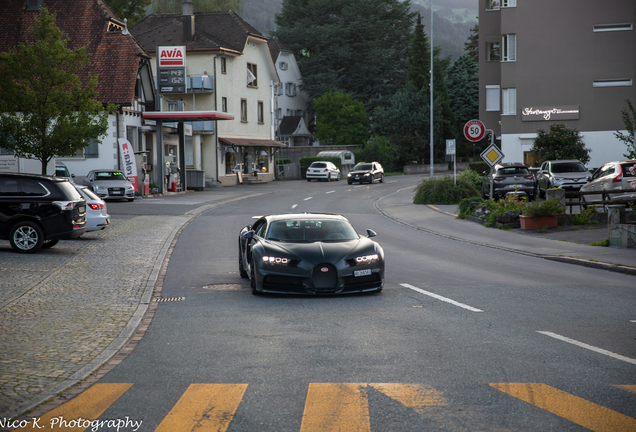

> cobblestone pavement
[0,215,190,417]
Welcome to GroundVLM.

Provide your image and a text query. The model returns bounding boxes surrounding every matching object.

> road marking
[428,204,458,217]
[14,383,132,431]
[291,204,298,209]
[613,385,636,394]
[300,383,447,432]
[489,383,636,432]
[304,197,313,201]
[155,384,247,432]
[326,190,335,194]
[400,284,483,312]
[537,331,636,365]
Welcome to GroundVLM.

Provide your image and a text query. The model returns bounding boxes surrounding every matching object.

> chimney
[183,0,195,42]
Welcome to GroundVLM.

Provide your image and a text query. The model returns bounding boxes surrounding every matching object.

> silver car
[83,170,135,201]
[74,185,110,232]
[579,160,636,207]
[306,161,341,182]
[536,159,589,197]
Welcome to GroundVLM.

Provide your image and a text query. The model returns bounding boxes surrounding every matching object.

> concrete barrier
[404,162,470,175]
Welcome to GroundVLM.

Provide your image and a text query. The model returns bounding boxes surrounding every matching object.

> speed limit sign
[464,120,486,142]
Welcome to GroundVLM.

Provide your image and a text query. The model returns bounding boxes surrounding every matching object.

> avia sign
[158,46,186,67]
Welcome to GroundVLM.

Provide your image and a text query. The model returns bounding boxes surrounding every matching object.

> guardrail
[559,188,636,207]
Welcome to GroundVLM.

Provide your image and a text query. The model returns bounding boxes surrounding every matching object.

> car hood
[550,171,588,179]
[349,170,372,175]
[92,180,132,188]
[263,237,378,264]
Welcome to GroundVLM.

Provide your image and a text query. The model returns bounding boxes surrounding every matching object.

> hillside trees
[152,0,244,13]
[105,0,151,25]
[274,0,415,113]
[0,8,113,175]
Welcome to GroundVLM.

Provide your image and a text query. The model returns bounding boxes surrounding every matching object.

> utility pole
[429,0,434,179]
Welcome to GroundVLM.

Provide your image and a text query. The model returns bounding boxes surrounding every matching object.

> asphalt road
[21,176,636,431]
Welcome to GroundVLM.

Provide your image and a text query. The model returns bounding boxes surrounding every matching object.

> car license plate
[112,191,122,195]
[354,269,372,277]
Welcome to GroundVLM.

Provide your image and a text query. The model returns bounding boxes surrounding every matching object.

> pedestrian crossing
[12,382,636,431]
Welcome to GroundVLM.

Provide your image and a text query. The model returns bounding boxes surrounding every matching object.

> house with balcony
[130,9,285,187]
[479,0,635,168]
[0,0,156,185]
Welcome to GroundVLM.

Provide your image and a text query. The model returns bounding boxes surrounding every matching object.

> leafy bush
[571,207,597,225]
[468,161,489,175]
[413,174,479,205]
[457,196,485,218]
[522,197,565,219]
[355,135,400,172]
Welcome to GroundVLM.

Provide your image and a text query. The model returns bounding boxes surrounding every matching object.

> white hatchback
[306,161,341,182]
[74,185,111,232]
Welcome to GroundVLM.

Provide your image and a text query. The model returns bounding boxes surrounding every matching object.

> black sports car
[238,213,385,295]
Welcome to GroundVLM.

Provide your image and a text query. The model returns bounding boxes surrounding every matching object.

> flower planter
[519,214,559,230]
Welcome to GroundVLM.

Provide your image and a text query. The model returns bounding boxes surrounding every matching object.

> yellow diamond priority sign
[480,143,504,167]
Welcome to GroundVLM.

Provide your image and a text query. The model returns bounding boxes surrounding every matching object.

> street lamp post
[429,0,434,179]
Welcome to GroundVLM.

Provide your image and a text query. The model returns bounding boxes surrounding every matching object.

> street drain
[154,297,185,302]
[202,284,249,290]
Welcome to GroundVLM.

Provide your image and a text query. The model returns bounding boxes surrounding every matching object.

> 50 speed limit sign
[464,120,486,142]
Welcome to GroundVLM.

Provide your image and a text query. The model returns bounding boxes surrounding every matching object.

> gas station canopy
[142,111,234,122]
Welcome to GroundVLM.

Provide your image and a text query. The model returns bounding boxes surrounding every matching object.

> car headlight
[262,256,289,265]
[347,173,352,177]
[355,254,379,264]
[93,185,105,191]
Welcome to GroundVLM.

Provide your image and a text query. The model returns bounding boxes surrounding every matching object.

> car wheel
[238,243,248,279]
[128,198,134,202]
[347,180,352,185]
[379,174,384,183]
[9,221,44,253]
[250,259,261,295]
[327,174,331,182]
[307,178,311,182]
[42,239,60,249]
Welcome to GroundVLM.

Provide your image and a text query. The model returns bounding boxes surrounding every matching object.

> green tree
[447,53,478,159]
[105,0,151,26]
[406,13,430,92]
[355,135,400,172]
[530,123,591,165]
[464,22,478,64]
[313,92,370,147]
[615,99,636,159]
[152,0,244,14]
[274,0,415,114]
[0,8,113,175]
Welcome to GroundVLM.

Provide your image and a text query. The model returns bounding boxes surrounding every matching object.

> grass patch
[590,239,609,247]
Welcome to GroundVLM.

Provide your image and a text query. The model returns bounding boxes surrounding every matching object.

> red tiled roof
[0,0,150,106]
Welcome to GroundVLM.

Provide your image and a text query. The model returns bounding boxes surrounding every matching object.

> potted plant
[519,197,565,230]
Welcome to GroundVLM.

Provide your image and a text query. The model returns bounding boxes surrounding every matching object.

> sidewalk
[375,185,636,275]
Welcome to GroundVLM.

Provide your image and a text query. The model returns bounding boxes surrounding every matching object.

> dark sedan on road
[347,162,384,184]
[482,162,536,201]
[238,213,384,295]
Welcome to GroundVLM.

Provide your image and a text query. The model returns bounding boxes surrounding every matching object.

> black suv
[0,173,87,253]
[347,162,384,184]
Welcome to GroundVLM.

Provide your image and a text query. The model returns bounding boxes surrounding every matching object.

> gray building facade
[479,0,635,168]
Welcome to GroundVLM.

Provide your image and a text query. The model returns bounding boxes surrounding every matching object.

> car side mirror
[586,176,591,182]
[71,174,76,178]
[366,229,377,238]
[244,231,255,239]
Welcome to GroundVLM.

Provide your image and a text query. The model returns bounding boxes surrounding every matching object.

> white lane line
[537,331,636,365]
[291,204,298,209]
[304,197,313,201]
[400,283,483,312]
[326,190,335,194]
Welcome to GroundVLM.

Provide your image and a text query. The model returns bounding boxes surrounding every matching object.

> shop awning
[142,111,234,122]
[220,137,286,148]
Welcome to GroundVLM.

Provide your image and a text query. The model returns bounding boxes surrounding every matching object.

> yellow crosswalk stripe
[15,383,132,432]
[613,385,636,395]
[299,383,448,432]
[490,383,636,432]
[154,383,248,432]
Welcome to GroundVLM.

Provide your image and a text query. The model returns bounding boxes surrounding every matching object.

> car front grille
[312,263,338,290]
[262,275,304,290]
[108,187,125,195]
[343,273,381,289]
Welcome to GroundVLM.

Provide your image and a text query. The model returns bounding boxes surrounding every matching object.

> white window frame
[501,88,516,115]
[502,34,516,62]
[593,79,633,87]
[593,23,633,32]
[486,85,500,112]
[502,0,516,7]
[486,42,501,61]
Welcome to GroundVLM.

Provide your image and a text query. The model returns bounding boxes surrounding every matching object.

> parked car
[238,213,384,295]
[306,161,341,182]
[536,159,589,197]
[83,170,135,201]
[347,162,384,184]
[74,185,110,232]
[481,162,536,201]
[0,173,86,253]
[579,160,636,208]
[54,161,75,183]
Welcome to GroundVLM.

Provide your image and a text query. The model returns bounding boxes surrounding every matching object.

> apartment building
[479,0,635,168]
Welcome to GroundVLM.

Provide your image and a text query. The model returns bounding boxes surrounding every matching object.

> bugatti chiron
[238,213,384,295]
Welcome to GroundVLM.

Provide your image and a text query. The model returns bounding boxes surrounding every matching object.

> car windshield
[310,163,327,168]
[354,164,372,171]
[55,167,70,177]
[95,171,126,180]
[266,219,359,243]
[552,162,586,173]
[496,167,529,175]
